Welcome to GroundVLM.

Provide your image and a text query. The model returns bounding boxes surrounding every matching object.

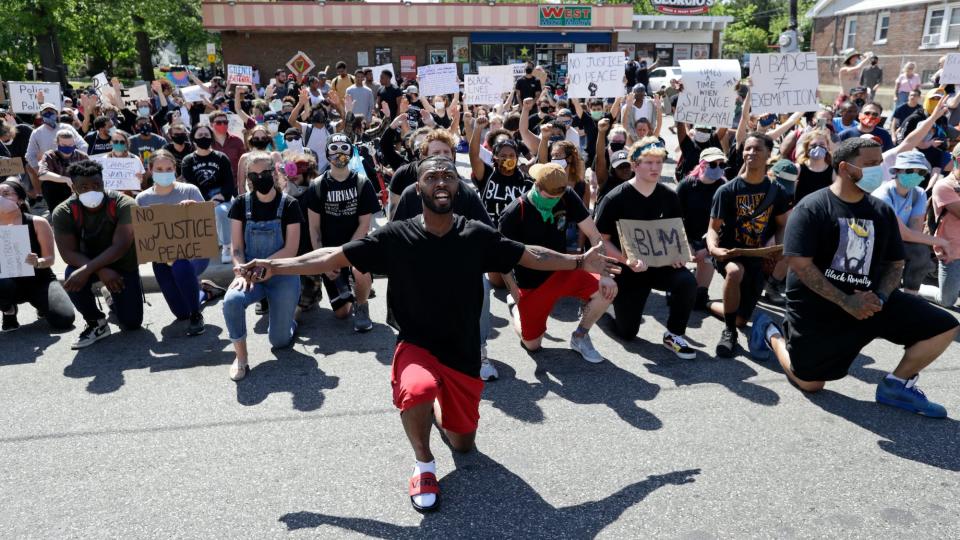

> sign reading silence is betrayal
[616,217,691,268]
[132,202,220,264]
[749,52,819,114]
[674,59,741,129]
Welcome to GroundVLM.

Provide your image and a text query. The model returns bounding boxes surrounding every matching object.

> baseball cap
[771,159,799,181]
[699,147,726,162]
[611,150,630,168]
[842,49,861,63]
[632,83,646,94]
[557,108,573,118]
[890,150,931,173]
[40,103,58,113]
[405,85,419,95]
[529,163,568,194]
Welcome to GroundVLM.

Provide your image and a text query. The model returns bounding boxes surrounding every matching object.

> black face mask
[250,138,270,150]
[249,171,275,195]
[194,137,213,150]
[609,142,625,152]
[138,124,151,135]
[171,133,188,144]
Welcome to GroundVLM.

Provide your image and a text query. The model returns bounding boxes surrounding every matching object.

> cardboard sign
[286,51,316,77]
[749,52,819,114]
[416,63,459,96]
[132,202,220,264]
[566,52,625,98]
[464,74,504,105]
[371,63,396,84]
[181,85,206,103]
[126,84,150,103]
[92,155,143,191]
[0,225,33,278]
[616,218,691,268]
[400,56,418,80]
[674,59,741,128]
[0,158,25,176]
[8,82,62,114]
[227,64,253,86]
[940,53,960,85]
[725,245,783,259]
[478,65,516,94]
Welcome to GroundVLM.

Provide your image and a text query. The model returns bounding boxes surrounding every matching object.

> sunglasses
[327,143,352,154]
[861,111,880,118]
[213,120,229,125]
[247,171,273,183]
[707,161,726,168]
[251,138,270,145]
[285,135,301,142]
[897,168,926,175]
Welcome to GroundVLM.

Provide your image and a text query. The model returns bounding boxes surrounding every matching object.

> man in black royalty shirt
[238,156,619,513]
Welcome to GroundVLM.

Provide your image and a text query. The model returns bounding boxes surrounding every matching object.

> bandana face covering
[497,157,517,174]
[528,188,560,223]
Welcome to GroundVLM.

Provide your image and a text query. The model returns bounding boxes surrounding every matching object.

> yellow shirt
[332,75,355,101]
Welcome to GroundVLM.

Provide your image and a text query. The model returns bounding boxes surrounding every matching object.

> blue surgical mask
[138,106,151,117]
[58,144,75,155]
[808,146,828,160]
[897,172,924,189]
[704,166,725,181]
[42,113,57,127]
[153,171,176,187]
[111,142,126,153]
[853,164,885,193]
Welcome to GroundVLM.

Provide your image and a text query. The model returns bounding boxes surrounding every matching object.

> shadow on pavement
[295,309,396,366]
[0,322,64,367]
[806,390,960,471]
[235,347,340,411]
[279,451,700,538]
[480,360,547,423]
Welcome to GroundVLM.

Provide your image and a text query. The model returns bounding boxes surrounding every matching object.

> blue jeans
[480,275,491,346]
[214,201,232,247]
[937,259,960,307]
[896,91,909,109]
[222,275,300,346]
[153,259,210,319]
[65,266,143,330]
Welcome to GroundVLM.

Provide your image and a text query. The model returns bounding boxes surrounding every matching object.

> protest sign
[400,56,417,80]
[566,52,625,98]
[286,51,316,77]
[512,63,527,79]
[940,53,960,85]
[181,85,206,103]
[132,202,220,264]
[417,63,459,96]
[166,69,190,87]
[725,245,783,259]
[749,52,819,114]
[126,84,149,103]
[0,225,33,279]
[92,72,113,100]
[674,59,741,128]
[371,64,396,84]
[227,64,254,86]
[616,218,691,268]
[478,65,515,94]
[8,82,62,114]
[92,155,142,191]
[0,158,25,176]
[227,113,244,137]
[464,74,504,105]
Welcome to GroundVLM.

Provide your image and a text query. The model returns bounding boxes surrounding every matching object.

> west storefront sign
[649,0,715,15]
[538,5,593,27]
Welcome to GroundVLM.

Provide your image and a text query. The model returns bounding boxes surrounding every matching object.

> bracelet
[575,255,583,270]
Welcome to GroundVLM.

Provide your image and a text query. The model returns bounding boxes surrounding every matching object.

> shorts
[517,270,600,341]
[714,256,766,319]
[785,290,959,382]
[391,341,485,434]
[320,267,355,311]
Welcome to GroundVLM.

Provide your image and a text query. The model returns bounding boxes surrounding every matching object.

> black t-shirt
[393,180,492,226]
[784,189,904,324]
[388,161,418,196]
[306,171,380,247]
[595,182,682,253]
[227,191,304,243]
[499,188,589,289]
[474,162,533,227]
[677,176,725,250]
[181,150,236,201]
[343,216,526,377]
[162,142,195,177]
[515,76,542,102]
[795,164,834,204]
[892,103,922,123]
[710,176,791,249]
[378,85,403,118]
[84,132,112,156]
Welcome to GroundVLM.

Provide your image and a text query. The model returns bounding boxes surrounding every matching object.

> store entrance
[535,45,572,86]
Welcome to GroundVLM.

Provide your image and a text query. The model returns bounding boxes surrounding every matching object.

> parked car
[647,66,682,93]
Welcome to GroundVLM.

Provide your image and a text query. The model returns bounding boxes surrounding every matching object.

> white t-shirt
[303,124,330,172]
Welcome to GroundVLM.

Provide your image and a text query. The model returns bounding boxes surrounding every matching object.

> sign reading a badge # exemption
[538,5,592,27]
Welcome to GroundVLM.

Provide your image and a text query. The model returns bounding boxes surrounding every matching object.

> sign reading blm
[132,202,220,264]
[616,217,691,268]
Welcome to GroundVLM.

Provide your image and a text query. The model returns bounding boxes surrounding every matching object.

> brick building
[809,0,960,88]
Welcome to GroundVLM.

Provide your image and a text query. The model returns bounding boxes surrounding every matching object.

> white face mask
[266,121,279,133]
[693,131,711,143]
[551,158,568,169]
[285,182,306,197]
[434,102,446,115]
[286,139,304,153]
[78,191,104,209]
[0,196,19,213]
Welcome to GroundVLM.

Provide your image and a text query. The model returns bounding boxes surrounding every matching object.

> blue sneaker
[749,311,778,361]
[876,375,947,418]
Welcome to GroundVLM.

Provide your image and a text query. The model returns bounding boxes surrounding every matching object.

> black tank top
[21,213,55,280]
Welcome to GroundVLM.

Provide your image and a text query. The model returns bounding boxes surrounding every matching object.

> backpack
[68,194,119,252]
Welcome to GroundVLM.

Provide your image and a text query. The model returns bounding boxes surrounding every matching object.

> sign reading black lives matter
[749,52,820,114]
[616,218,691,268]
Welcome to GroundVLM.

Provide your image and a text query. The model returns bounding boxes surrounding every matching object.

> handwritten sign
[227,64,253,86]
[8,82,62,114]
[616,218,691,268]
[92,155,143,191]
[940,53,960,85]
[749,52,819,114]
[0,225,33,278]
[132,202,220,264]
[464,74,504,105]
[567,52,625,99]
[227,113,244,137]
[674,59,741,128]
[181,84,206,103]
[126,84,149,104]
[371,63,396,84]
[416,63,459,96]
[92,72,113,101]
[0,158,25,176]
[478,65,516,94]
[725,245,783,259]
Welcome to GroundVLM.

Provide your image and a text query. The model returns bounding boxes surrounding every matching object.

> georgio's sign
[538,5,592,27]
[650,0,715,15]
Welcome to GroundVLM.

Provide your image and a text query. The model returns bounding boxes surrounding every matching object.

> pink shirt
[933,176,960,262]
[896,74,921,94]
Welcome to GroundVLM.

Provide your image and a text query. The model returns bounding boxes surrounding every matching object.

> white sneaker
[663,331,696,360]
[479,345,498,381]
[570,332,604,364]
[71,319,111,349]
[221,245,232,265]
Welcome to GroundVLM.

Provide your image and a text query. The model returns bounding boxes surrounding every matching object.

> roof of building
[809,0,934,18]
[632,14,733,31]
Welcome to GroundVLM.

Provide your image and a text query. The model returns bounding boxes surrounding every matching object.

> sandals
[409,472,440,512]
[201,280,227,303]
[229,360,249,382]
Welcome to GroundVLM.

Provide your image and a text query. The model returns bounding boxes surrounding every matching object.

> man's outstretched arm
[519,243,620,275]
[240,247,351,281]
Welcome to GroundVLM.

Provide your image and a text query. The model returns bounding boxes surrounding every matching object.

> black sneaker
[186,312,205,336]
[663,332,696,360]
[255,299,269,315]
[716,328,737,358]
[2,308,19,332]
[71,320,111,349]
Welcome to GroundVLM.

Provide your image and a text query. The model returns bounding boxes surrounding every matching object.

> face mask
[194,137,213,150]
[111,142,126,153]
[591,110,604,120]
[0,196,19,213]
[852,164,885,193]
[528,188,561,223]
[270,100,283,112]
[285,182,306,197]
[266,121,279,133]
[311,113,326,124]
[250,138,270,150]
[498,157,517,173]
[42,113,57,127]
[329,153,350,169]
[78,191,104,209]
[255,115,265,123]
[808,146,828,160]
[551,158,568,169]
[859,113,881,128]
[286,140,304,153]
[434,102,445,113]
[898,172,924,189]
[138,107,151,117]
[251,172,275,195]
[138,124,152,135]
[559,119,572,128]
[704,166,726,181]
[58,144,76,155]
[284,162,299,177]
[108,127,117,137]
[693,131,711,143]
[171,133,188,144]
[153,171,176,187]
[213,124,228,134]
[609,141,625,152]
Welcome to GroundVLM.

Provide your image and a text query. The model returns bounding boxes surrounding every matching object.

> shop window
[843,18,857,50]
[922,5,960,47]
[874,12,890,43]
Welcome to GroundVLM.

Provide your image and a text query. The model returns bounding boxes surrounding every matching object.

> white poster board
[566,52,625,99]
[674,59,741,128]
[126,84,149,103]
[181,85,206,103]
[464,74,504,105]
[940,53,960,85]
[227,64,253,86]
[749,52,820,114]
[0,225,34,278]
[8,82,62,114]
[227,113,244,137]
[416,63,459,96]
[92,155,143,191]
[371,63,396,84]
[92,72,113,101]
[477,65,515,94]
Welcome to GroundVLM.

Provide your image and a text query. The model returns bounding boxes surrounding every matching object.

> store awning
[471,32,612,45]
[632,15,733,32]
